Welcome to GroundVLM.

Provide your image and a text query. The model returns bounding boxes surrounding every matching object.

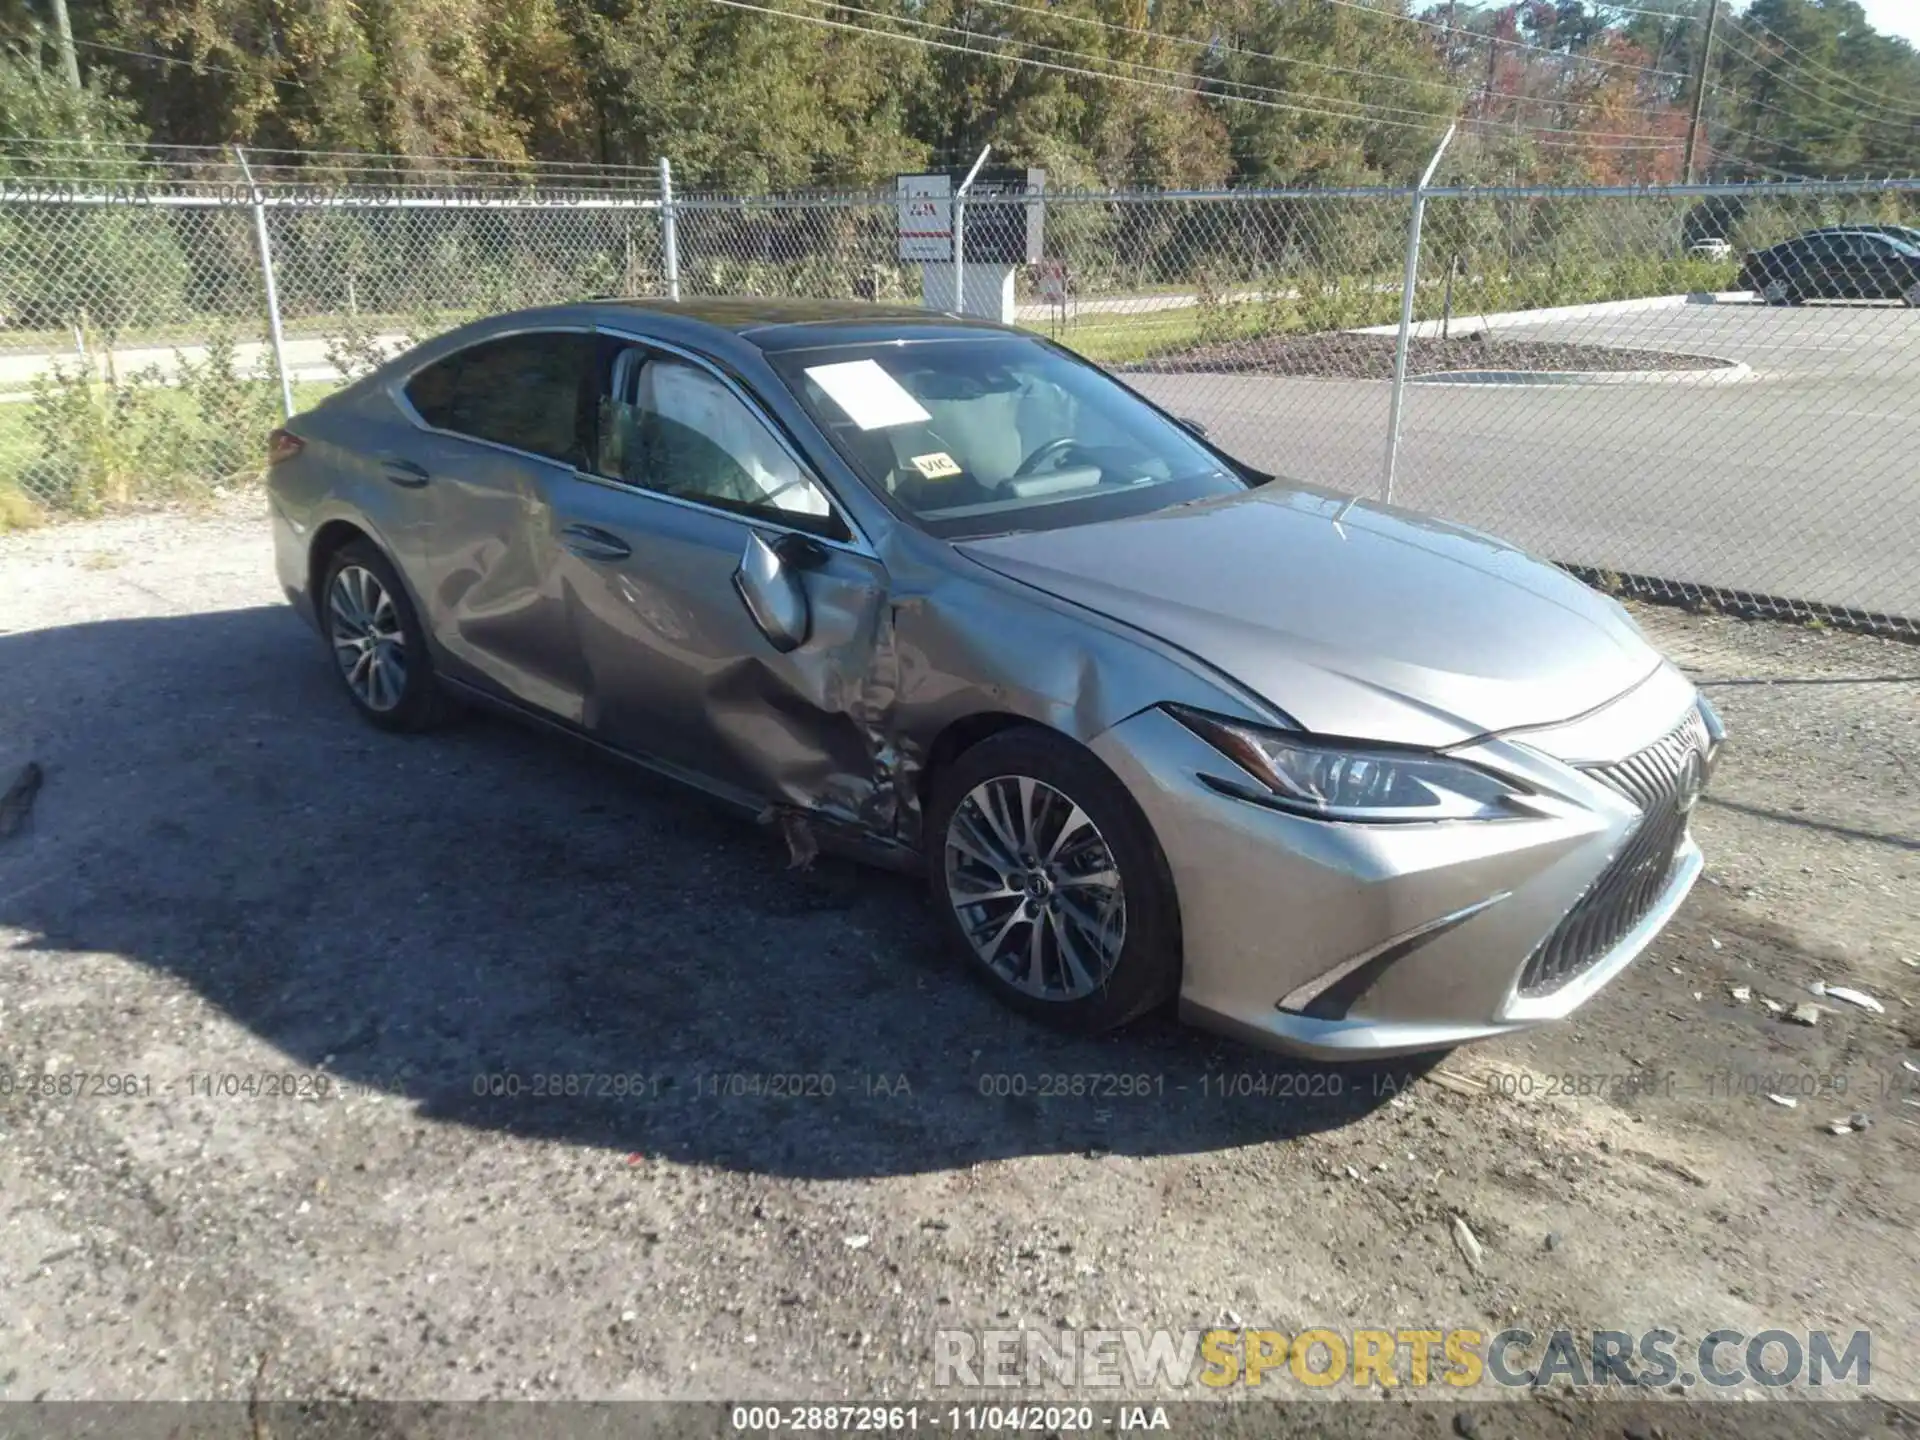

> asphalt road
[1128,302,1920,621]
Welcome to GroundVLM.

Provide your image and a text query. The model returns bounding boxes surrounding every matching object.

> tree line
[4,0,1919,190]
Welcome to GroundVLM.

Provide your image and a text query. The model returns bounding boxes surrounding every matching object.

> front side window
[595,351,846,539]
[403,332,595,467]
[765,336,1246,539]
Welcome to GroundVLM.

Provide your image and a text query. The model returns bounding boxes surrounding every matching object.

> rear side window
[404,332,595,467]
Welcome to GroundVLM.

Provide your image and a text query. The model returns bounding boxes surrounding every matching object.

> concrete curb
[1351,291,1754,338]
[1412,358,1754,387]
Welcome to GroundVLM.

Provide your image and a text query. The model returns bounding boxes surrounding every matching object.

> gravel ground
[1128,333,1737,380]
[0,500,1915,1433]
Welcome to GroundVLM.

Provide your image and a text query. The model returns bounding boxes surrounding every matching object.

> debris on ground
[1822,985,1886,1015]
[1767,1094,1799,1108]
[1729,985,1752,1003]
[0,760,42,840]
[1787,1003,1822,1026]
[1451,1216,1484,1273]
[756,805,821,870]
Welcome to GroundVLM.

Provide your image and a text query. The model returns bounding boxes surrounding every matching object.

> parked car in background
[1687,238,1734,262]
[1739,228,1920,305]
[1800,222,1920,250]
[266,298,1723,1060]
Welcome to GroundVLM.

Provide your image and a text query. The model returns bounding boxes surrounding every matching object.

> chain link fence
[2,146,1915,633]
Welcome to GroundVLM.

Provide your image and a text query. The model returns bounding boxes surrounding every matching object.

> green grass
[0,378,341,526]
[1027,306,1225,366]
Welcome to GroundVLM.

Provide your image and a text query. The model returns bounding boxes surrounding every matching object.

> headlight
[1171,708,1530,822]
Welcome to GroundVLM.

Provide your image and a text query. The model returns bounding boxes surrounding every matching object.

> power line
[1317,0,1693,83]
[815,0,1467,124]
[70,36,252,79]
[1714,23,1920,126]
[1723,10,1920,117]
[712,0,1684,150]
[965,0,1683,123]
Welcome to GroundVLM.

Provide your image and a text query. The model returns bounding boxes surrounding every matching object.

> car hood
[957,485,1662,749]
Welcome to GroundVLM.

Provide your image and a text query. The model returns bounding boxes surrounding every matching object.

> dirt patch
[1128,331,1737,379]
[0,505,1913,1413]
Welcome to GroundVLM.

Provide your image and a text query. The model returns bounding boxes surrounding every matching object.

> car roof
[583,296,1025,352]
[1796,225,1918,238]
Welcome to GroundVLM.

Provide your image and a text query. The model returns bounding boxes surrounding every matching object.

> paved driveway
[1129,302,1920,621]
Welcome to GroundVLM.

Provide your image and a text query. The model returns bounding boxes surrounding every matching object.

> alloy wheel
[328,564,408,712]
[943,775,1126,1000]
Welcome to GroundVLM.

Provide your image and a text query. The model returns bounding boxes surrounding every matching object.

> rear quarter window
[403,332,596,466]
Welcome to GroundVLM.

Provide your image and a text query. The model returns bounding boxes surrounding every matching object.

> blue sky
[1851,0,1920,45]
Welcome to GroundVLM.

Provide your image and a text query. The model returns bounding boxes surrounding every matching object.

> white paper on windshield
[803,359,931,430]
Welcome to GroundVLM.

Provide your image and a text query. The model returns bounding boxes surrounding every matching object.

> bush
[16,327,284,516]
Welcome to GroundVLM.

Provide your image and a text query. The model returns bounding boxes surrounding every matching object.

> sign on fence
[895,174,951,262]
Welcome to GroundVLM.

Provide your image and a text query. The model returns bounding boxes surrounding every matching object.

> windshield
[767,336,1248,538]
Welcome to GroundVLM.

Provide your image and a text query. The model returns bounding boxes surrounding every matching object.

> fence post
[233,147,295,421]
[659,156,680,302]
[1381,124,1455,506]
[950,144,992,316]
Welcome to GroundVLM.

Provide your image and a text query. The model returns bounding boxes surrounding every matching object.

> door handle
[380,456,430,487]
[561,523,631,562]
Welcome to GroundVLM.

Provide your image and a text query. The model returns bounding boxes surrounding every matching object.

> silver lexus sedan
[267,298,1723,1059]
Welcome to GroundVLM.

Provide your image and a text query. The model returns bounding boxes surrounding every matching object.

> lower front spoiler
[1182,841,1704,1062]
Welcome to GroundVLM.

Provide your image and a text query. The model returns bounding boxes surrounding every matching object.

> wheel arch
[308,517,378,614]
[915,710,1046,834]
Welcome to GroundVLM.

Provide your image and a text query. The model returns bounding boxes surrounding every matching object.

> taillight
[267,428,305,465]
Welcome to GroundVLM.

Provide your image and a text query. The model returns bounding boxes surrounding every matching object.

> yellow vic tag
[910,451,963,479]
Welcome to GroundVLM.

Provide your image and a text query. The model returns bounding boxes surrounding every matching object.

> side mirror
[1176,415,1209,439]
[732,531,812,653]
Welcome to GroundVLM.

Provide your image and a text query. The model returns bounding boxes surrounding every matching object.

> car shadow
[0,605,1429,1179]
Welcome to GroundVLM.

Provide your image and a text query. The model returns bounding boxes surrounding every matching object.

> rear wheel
[321,540,449,732]
[1760,279,1800,306]
[1904,280,1920,309]
[926,727,1180,1033]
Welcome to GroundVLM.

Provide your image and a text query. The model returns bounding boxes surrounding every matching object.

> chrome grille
[1584,707,1710,811]
[1518,708,1708,997]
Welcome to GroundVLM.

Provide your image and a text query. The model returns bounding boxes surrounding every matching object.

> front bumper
[1090,666,1713,1060]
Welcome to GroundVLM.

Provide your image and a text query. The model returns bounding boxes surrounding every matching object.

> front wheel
[926,727,1181,1033]
[1760,279,1800,306]
[1904,281,1920,309]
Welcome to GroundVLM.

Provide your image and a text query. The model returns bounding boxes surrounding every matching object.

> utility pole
[1683,0,1722,183]
[47,0,83,91]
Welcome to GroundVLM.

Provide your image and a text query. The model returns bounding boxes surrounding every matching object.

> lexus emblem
[1675,749,1705,815]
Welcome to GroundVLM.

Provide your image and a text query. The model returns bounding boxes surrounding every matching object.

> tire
[925,726,1181,1033]
[1904,281,1920,309]
[319,539,450,732]
[1760,279,1799,307]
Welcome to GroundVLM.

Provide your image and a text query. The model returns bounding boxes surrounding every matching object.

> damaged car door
[406,326,601,720]
[547,336,894,824]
